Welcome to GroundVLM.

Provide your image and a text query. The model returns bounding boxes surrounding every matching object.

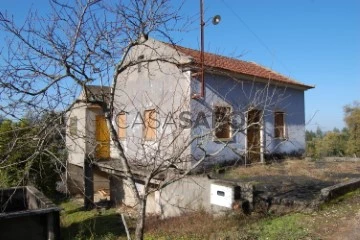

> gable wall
[112,40,193,167]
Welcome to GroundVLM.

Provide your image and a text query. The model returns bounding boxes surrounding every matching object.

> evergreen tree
[0,113,65,197]
[344,101,360,157]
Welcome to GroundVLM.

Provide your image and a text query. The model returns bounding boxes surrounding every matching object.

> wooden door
[247,110,261,162]
[95,115,110,159]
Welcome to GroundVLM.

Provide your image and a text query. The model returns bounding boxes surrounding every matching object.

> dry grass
[225,159,360,183]
[59,187,360,239]
[145,212,233,237]
[143,190,360,240]
[144,211,262,239]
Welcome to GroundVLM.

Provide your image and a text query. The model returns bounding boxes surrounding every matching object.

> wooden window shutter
[214,106,231,139]
[69,117,77,136]
[144,109,156,141]
[274,112,285,138]
[117,113,126,140]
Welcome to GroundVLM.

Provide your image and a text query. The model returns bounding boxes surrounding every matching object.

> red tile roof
[171,45,313,89]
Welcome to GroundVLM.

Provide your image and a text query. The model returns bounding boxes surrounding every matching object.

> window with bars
[274,111,285,139]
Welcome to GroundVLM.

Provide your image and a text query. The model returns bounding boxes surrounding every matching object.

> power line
[220,0,293,77]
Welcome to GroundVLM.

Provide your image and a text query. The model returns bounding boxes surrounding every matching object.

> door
[247,109,261,162]
[95,115,110,159]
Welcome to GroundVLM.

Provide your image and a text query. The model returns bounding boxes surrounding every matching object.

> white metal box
[210,183,234,208]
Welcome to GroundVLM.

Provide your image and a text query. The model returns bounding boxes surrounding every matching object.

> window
[69,117,77,136]
[137,55,144,72]
[214,106,231,139]
[117,112,126,140]
[274,111,285,138]
[144,109,156,141]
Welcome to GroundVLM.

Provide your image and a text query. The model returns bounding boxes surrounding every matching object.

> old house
[65,38,313,216]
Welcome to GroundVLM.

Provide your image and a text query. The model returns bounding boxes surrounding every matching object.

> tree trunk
[104,113,140,201]
[135,197,147,240]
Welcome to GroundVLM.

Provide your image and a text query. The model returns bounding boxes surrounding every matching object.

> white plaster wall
[66,102,106,167]
[158,176,211,218]
[113,39,192,169]
[66,102,87,166]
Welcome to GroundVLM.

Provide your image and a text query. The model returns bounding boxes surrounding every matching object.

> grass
[247,214,309,240]
[59,189,360,239]
[59,173,360,239]
[144,211,253,240]
[60,200,127,240]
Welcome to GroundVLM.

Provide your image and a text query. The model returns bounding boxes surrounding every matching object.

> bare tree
[0,0,193,239]
[0,1,299,239]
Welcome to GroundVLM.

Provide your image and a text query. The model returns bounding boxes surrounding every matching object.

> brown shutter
[144,109,156,141]
[69,117,77,136]
[118,113,126,139]
[275,112,285,138]
[214,106,231,139]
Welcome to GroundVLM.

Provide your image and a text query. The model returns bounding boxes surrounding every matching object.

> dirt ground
[223,158,360,212]
[310,190,360,240]
[144,189,360,240]
[225,158,360,183]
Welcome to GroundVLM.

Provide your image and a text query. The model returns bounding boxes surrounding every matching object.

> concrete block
[321,178,360,202]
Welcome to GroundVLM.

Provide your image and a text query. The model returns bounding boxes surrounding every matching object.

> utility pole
[196,0,220,99]
[200,0,205,98]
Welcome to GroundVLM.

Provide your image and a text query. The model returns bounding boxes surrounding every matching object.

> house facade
[65,38,313,216]
[109,38,313,165]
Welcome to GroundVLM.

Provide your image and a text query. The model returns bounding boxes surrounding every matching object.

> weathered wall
[158,176,211,218]
[190,73,306,164]
[113,39,192,169]
[67,163,84,195]
[155,176,253,218]
[66,102,87,166]
[109,175,160,214]
[66,101,105,167]
[67,163,110,196]
[108,174,252,218]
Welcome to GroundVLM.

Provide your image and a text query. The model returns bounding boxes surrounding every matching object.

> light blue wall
[190,73,306,163]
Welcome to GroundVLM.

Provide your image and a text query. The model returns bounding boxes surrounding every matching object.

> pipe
[200,0,205,98]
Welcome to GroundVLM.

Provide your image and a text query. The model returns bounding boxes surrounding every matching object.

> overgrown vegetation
[0,113,65,197]
[60,201,126,240]
[306,101,360,159]
[60,189,360,239]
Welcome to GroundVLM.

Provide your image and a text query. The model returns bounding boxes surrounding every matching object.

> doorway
[247,109,262,162]
[95,115,110,159]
